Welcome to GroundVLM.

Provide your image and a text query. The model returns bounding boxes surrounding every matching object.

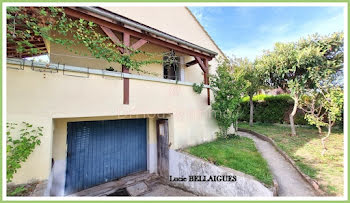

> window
[163,55,181,81]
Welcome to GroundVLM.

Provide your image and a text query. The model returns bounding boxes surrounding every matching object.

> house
[6,6,225,196]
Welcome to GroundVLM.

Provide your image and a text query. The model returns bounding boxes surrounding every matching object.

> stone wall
[168,150,273,196]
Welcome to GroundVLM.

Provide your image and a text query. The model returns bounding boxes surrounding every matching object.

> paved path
[237,131,316,196]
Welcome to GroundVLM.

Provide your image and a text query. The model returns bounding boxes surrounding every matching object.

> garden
[190,31,344,196]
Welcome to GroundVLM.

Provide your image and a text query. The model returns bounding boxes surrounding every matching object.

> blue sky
[189,6,344,60]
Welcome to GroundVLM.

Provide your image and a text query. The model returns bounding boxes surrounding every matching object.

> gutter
[78,7,218,57]
[7,58,210,88]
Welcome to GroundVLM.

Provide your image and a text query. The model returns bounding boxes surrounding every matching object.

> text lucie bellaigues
[169,175,237,182]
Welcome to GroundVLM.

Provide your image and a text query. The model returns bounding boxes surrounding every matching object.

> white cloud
[189,7,209,27]
[224,9,344,61]
[224,44,269,61]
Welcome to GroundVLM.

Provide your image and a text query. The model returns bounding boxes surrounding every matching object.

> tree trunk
[317,126,322,135]
[321,119,332,156]
[289,94,298,136]
[249,94,254,126]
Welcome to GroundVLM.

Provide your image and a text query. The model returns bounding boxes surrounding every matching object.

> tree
[319,87,343,156]
[299,32,344,138]
[231,57,264,126]
[299,91,326,134]
[300,35,343,154]
[210,59,246,137]
[256,32,343,136]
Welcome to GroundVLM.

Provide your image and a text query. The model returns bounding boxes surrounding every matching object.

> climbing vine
[7,7,163,73]
[6,122,43,183]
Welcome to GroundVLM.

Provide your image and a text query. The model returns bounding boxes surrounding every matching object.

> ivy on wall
[6,122,43,183]
[6,7,163,74]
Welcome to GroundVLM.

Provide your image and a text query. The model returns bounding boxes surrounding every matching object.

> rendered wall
[6,6,223,187]
[6,64,218,185]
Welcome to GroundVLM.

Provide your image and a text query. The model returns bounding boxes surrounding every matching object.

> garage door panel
[65,119,147,195]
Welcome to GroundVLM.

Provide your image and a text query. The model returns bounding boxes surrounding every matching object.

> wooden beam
[204,58,210,105]
[123,33,130,49]
[194,56,208,73]
[131,39,148,50]
[7,46,46,51]
[64,8,212,60]
[123,67,130,105]
[185,60,197,67]
[7,43,46,49]
[100,25,124,53]
[122,32,130,105]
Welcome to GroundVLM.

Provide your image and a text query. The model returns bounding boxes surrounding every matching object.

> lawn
[239,122,344,196]
[185,136,274,187]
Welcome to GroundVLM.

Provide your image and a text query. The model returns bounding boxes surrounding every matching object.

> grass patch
[239,122,344,196]
[185,136,273,186]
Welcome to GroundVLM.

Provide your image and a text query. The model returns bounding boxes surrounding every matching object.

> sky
[188,6,345,60]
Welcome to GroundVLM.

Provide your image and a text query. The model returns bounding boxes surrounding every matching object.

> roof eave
[78,7,218,57]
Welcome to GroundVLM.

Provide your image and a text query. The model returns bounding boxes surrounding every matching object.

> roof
[79,7,218,57]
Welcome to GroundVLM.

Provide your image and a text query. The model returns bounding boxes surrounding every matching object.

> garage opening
[64,118,147,195]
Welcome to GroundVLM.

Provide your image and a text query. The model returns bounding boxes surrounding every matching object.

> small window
[163,55,181,81]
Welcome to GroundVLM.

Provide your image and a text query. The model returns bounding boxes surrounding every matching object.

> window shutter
[179,56,185,81]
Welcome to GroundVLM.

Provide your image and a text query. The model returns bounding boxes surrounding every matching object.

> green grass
[239,122,344,196]
[185,136,274,186]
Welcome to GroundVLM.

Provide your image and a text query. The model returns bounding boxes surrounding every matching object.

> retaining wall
[168,150,273,196]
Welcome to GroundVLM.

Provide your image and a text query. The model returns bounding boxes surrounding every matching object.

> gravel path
[237,131,316,196]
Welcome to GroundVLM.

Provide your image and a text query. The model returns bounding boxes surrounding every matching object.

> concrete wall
[6,6,223,189]
[169,150,273,196]
[6,64,218,185]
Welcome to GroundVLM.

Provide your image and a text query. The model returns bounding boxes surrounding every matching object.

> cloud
[258,22,291,34]
[189,7,224,31]
[224,8,344,60]
[189,7,209,27]
[223,44,269,61]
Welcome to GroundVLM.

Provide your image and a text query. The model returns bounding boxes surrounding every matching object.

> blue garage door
[65,119,147,195]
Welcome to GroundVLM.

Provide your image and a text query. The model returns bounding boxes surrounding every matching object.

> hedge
[239,94,308,124]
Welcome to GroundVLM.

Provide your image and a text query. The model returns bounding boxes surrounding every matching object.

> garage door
[65,119,147,195]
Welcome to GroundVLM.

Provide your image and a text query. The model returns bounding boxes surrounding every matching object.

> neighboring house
[6,7,225,196]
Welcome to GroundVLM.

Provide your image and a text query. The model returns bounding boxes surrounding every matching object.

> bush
[294,111,309,125]
[239,94,308,124]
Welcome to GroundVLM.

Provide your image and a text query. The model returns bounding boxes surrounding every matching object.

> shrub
[211,59,246,137]
[294,111,309,125]
[239,94,308,124]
